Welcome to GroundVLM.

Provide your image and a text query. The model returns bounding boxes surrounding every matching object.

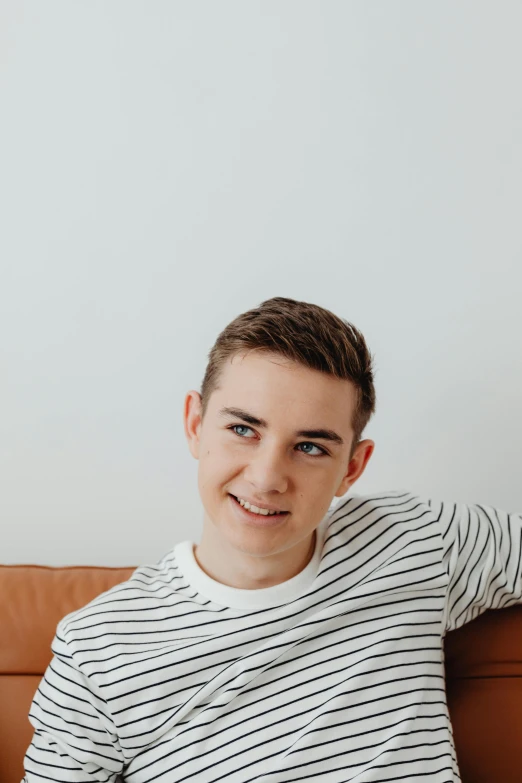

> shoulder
[324,489,438,546]
[328,489,433,525]
[55,548,189,655]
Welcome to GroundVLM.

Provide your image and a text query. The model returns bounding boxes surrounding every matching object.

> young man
[23,297,521,782]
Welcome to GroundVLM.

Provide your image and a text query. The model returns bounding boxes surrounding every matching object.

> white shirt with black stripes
[23,490,522,782]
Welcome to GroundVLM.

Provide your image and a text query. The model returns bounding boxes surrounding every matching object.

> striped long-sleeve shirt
[23,489,522,782]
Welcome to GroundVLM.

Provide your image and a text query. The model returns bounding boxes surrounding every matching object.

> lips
[228,494,289,528]
[229,494,289,516]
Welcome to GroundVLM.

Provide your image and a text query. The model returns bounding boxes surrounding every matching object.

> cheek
[199,446,236,483]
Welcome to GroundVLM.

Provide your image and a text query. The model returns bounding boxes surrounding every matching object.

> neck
[194,528,317,590]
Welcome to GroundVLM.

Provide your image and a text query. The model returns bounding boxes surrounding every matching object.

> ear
[334,439,375,498]
[183,390,203,460]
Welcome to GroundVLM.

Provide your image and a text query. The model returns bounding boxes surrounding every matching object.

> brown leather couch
[1,564,521,783]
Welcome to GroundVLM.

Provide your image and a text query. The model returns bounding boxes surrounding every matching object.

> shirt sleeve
[22,620,124,783]
[430,498,522,633]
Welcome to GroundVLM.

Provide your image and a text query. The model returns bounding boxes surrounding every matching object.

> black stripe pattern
[23,490,522,782]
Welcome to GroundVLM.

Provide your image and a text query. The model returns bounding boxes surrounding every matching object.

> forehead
[211,351,355,424]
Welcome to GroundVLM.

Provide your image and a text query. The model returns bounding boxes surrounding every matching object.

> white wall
[1,0,521,566]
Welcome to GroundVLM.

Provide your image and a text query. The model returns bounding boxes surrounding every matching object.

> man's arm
[429,498,522,633]
[22,621,124,782]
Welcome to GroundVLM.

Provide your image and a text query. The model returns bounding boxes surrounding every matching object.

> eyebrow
[218,406,345,446]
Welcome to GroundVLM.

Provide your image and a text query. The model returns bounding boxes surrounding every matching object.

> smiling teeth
[237,498,280,516]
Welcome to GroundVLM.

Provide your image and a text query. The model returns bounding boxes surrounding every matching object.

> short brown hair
[200,296,376,460]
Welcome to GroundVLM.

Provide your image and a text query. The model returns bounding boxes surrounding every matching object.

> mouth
[228,493,289,524]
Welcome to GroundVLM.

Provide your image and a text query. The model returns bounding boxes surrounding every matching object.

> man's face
[184,350,374,561]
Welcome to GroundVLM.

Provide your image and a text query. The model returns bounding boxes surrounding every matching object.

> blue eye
[229,425,327,457]
[298,442,326,457]
[231,424,255,437]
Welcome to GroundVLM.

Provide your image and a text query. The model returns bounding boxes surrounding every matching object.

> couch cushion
[444,603,522,677]
[0,675,42,783]
[446,675,522,782]
[0,564,134,673]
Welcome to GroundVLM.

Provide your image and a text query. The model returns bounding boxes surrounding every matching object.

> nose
[243,442,289,494]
